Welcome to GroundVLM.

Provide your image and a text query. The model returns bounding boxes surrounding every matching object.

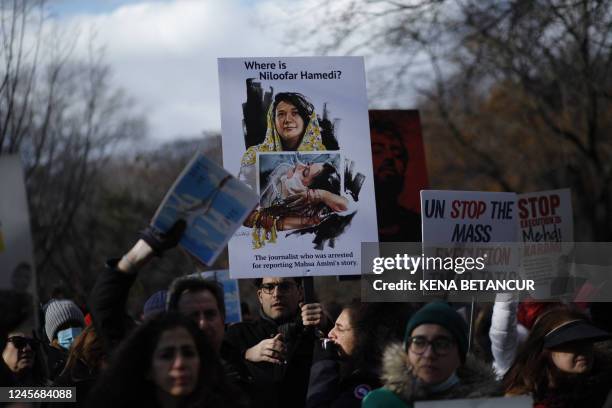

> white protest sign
[518,188,574,298]
[0,155,37,329]
[218,57,378,278]
[420,190,519,286]
[421,190,518,243]
[518,188,572,243]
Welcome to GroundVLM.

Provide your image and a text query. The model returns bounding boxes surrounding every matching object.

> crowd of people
[2,94,611,407]
[2,222,612,408]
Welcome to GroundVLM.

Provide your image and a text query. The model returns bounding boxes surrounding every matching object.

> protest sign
[421,190,518,244]
[0,155,37,328]
[340,109,428,282]
[518,188,572,243]
[518,188,574,298]
[370,110,428,242]
[419,190,520,299]
[415,395,532,407]
[218,57,378,278]
[152,152,259,266]
[196,269,242,324]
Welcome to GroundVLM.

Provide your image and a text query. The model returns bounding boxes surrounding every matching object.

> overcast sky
[48,0,417,145]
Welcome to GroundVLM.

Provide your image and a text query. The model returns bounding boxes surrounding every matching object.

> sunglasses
[8,336,39,349]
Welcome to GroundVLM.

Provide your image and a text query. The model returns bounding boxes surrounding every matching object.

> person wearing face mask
[504,307,612,408]
[43,299,85,381]
[363,302,501,407]
[51,325,106,407]
[306,302,413,408]
[87,312,246,408]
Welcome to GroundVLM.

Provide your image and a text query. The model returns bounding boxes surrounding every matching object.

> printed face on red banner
[370,110,429,243]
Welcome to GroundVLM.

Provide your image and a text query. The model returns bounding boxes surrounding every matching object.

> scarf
[240,104,326,167]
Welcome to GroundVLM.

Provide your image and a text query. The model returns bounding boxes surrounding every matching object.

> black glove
[312,338,341,363]
[139,219,186,256]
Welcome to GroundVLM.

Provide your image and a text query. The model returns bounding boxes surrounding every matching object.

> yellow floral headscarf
[240,102,326,167]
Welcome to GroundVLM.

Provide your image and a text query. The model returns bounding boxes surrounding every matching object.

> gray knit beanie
[44,299,85,342]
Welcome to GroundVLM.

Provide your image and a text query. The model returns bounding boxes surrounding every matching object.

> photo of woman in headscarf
[239,91,363,250]
[239,92,331,190]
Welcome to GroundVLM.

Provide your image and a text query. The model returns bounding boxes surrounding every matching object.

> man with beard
[371,117,422,242]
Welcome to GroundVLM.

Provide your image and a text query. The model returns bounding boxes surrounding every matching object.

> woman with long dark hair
[53,325,106,407]
[306,302,413,407]
[504,306,612,407]
[87,313,246,408]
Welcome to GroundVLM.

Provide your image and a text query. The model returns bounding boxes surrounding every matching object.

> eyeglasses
[260,281,297,294]
[8,336,39,349]
[406,336,455,356]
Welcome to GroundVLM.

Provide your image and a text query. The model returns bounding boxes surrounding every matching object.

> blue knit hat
[143,290,167,319]
[404,302,469,362]
[44,299,85,342]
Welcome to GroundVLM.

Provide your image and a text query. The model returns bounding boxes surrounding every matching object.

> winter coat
[528,343,612,408]
[88,259,253,398]
[489,293,529,379]
[45,343,69,382]
[306,340,380,408]
[45,359,98,408]
[88,259,138,354]
[0,359,15,386]
[225,309,320,408]
[363,342,502,408]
